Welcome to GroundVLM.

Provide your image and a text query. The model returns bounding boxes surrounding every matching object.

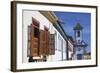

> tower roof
[74,23,83,30]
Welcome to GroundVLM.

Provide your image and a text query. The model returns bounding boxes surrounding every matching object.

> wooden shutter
[29,17,40,57]
[44,26,50,55]
[44,30,50,55]
[49,34,55,55]
[30,24,38,56]
[39,30,45,55]
[39,29,50,56]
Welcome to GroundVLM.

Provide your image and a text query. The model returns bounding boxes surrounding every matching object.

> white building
[73,23,88,60]
[67,36,74,60]
[22,11,68,63]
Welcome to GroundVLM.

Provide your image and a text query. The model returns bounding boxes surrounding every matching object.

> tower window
[77,31,80,37]
[78,40,80,44]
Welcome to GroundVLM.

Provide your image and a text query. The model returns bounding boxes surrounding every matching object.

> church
[72,23,88,60]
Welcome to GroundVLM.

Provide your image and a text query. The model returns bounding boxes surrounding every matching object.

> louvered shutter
[39,30,45,55]
[49,34,55,55]
[39,29,50,56]
[45,31,50,55]
[30,24,38,56]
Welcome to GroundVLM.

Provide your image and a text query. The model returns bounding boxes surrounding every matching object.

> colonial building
[67,36,74,60]
[73,23,88,60]
[23,11,68,63]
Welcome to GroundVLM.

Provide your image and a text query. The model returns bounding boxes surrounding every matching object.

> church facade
[72,23,88,60]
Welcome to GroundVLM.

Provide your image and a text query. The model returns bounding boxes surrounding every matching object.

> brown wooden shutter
[39,30,45,55]
[30,24,38,56]
[29,17,40,57]
[39,27,50,56]
[44,26,50,55]
[45,30,50,55]
[49,34,55,55]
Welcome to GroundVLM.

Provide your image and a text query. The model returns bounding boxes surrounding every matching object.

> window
[61,39,63,60]
[39,26,50,55]
[63,41,66,52]
[77,48,81,51]
[49,34,55,55]
[39,30,45,55]
[44,26,50,55]
[58,35,61,51]
[28,17,40,57]
[55,31,57,50]
[34,27,39,38]
[77,31,80,37]
[78,40,80,44]
[33,38,38,48]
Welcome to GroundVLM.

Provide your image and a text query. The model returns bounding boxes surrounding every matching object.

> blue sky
[54,11,91,53]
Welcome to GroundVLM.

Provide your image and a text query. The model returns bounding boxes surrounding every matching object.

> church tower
[74,23,83,44]
[73,23,87,60]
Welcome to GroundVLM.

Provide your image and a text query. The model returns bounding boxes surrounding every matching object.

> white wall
[0,0,100,73]
[68,41,74,59]
[23,11,51,63]
[48,20,67,61]
[23,10,67,62]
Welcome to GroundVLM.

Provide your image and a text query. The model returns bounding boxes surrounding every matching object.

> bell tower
[73,23,87,60]
[74,23,83,44]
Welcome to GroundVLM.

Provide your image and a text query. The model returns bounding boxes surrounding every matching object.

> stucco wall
[48,24,67,61]
[23,10,67,62]
[23,11,50,63]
